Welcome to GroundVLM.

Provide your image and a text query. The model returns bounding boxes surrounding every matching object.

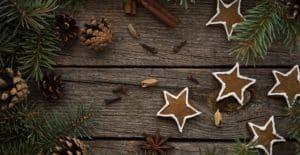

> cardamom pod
[141,79,158,88]
[128,23,139,39]
[214,109,222,127]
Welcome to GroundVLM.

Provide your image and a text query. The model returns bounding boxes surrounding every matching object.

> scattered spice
[141,129,174,154]
[141,78,158,88]
[140,43,157,54]
[173,40,187,53]
[104,96,122,105]
[139,0,178,27]
[187,74,199,84]
[128,23,140,39]
[214,109,222,127]
[112,85,128,95]
[124,0,137,15]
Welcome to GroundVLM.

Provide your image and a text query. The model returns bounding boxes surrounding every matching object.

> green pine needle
[231,139,259,155]
[0,102,94,155]
[19,28,60,81]
[229,0,300,64]
[288,100,300,153]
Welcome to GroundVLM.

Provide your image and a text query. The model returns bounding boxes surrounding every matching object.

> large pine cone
[40,71,63,100]
[54,13,80,44]
[0,68,29,110]
[287,0,300,20]
[80,16,113,50]
[52,137,88,155]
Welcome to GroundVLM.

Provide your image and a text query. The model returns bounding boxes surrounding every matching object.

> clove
[104,96,122,105]
[173,40,187,53]
[140,43,157,54]
[187,74,199,84]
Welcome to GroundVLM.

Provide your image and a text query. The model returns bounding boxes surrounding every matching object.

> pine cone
[52,136,88,155]
[80,16,113,50]
[287,0,300,20]
[54,13,79,44]
[40,71,63,100]
[0,68,29,110]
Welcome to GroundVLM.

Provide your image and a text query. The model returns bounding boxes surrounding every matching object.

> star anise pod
[140,129,174,155]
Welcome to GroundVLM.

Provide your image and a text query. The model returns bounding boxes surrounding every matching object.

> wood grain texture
[56,0,300,67]
[85,140,297,155]
[33,67,293,139]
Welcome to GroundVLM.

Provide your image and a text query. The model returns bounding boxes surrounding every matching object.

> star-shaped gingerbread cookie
[247,116,286,155]
[157,87,201,133]
[206,0,244,40]
[212,63,256,105]
[268,65,300,108]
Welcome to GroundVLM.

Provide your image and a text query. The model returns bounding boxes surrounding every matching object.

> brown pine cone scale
[80,16,113,51]
[0,68,29,110]
[40,71,63,100]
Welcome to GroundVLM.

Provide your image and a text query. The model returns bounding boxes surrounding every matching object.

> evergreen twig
[229,0,300,63]
[288,100,300,153]
[19,29,60,81]
[231,139,259,155]
[0,102,94,154]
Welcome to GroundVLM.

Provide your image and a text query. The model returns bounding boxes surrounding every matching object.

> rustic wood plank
[85,140,296,155]
[57,0,300,67]
[32,67,295,139]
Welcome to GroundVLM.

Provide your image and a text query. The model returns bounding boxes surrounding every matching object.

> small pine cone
[0,68,29,110]
[80,16,113,51]
[40,71,63,100]
[54,13,80,44]
[287,0,300,20]
[52,136,88,155]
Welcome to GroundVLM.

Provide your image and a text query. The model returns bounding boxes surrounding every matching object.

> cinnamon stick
[131,0,137,15]
[139,0,177,27]
[147,0,179,23]
[124,0,137,15]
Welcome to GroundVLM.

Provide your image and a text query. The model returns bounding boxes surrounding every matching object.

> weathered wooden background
[35,0,300,154]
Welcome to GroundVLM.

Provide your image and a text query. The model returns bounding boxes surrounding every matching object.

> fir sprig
[0,102,94,155]
[0,0,61,82]
[288,100,300,153]
[0,0,57,32]
[230,0,300,63]
[19,29,60,81]
[231,139,259,155]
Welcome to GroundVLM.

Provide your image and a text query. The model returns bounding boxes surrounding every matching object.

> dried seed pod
[128,23,139,39]
[214,109,222,127]
[141,79,158,88]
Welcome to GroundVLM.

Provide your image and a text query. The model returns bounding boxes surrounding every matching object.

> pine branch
[288,100,300,153]
[231,139,259,155]
[37,104,94,153]
[281,18,300,52]
[0,28,17,68]
[18,28,60,81]
[0,0,58,32]
[229,0,283,63]
[0,102,94,154]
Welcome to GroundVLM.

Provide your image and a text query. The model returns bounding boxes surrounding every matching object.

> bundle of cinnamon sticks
[123,0,179,27]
